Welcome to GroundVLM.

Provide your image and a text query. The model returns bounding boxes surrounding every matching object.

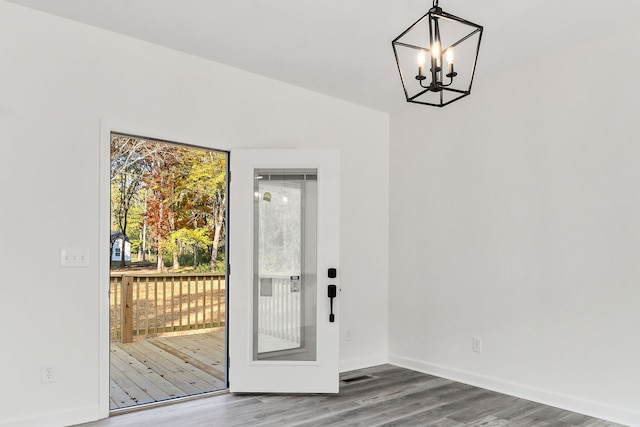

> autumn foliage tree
[110,134,227,272]
[180,150,227,271]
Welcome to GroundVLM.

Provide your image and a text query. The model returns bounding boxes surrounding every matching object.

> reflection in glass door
[253,169,317,361]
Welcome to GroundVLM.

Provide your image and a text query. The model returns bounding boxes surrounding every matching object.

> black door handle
[328,285,337,322]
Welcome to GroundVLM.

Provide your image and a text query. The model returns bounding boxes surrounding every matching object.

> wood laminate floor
[79,365,625,427]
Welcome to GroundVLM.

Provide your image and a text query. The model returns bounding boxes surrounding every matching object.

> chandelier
[392,0,483,107]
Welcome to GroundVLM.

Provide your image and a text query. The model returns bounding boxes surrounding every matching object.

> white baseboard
[340,354,388,374]
[389,354,640,427]
[0,404,101,427]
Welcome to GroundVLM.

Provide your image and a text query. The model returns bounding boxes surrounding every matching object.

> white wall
[0,2,389,426]
[389,23,640,426]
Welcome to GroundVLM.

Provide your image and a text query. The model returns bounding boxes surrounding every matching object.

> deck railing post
[120,275,134,344]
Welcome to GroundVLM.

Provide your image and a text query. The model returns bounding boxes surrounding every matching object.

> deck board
[109,378,136,409]
[109,363,156,407]
[156,332,225,365]
[148,339,224,380]
[110,330,226,410]
[110,345,184,400]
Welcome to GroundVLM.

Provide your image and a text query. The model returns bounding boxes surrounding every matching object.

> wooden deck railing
[257,276,301,350]
[110,273,226,343]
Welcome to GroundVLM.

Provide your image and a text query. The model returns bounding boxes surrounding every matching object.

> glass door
[229,149,340,393]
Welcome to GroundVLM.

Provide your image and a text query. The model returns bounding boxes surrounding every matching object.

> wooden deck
[110,329,226,410]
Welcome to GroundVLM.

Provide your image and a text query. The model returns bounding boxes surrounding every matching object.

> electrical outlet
[41,365,57,383]
[472,336,483,353]
[346,330,352,341]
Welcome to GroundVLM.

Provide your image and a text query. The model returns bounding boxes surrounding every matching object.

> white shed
[110,232,131,262]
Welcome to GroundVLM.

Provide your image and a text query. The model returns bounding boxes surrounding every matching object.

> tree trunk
[157,255,163,271]
[210,198,225,272]
[168,202,179,270]
[173,249,180,270]
[209,190,226,272]
[193,245,198,267]
[119,213,127,267]
[141,218,147,261]
[120,236,126,267]
[141,199,147,261]
[156,241,163,272]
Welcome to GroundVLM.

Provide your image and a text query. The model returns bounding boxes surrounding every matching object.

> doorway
[108,132,228,411]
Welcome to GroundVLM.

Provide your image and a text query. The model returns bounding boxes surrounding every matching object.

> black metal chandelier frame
[392,0,483,107]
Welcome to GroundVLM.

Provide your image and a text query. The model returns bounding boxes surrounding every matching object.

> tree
[144,149,182,271]
[170,228,212,267]
[180,150,227,271]
[112,172,141,266]
[110,135,165,182]
[110,135,154,266]
[131,189,150,261]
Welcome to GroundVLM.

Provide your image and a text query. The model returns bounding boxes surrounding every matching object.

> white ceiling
[5,0,638,113]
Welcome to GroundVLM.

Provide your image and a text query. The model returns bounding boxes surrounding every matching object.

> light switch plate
[60,249,89,267]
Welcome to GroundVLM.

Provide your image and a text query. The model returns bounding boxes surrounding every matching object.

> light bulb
[431,41,441,58]
[446,49,454,63]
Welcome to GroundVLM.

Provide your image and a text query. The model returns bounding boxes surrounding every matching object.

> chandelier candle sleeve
[446,49,455,76]
[392,0,483,107]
